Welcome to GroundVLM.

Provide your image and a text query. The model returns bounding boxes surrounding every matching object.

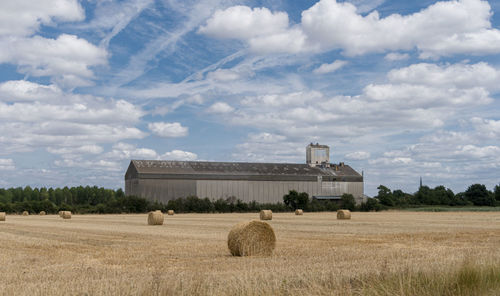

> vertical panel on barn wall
[273,182,279,203]
[229,180,235,198]
[239,181,245,202]
[347,182,364,197]
[220,181,226,198]
[247,181,252,202]
[224,180,229,199]
[241,181,246,201]
[196,180,202,199]
[267,182,272,203]
[212,180,219,199]
[255,182,260,202]
[209,180,215,199]
[254,182,260,203]
[222,180,227,199]
[232,181,238,199]
[253,181,259,203]
[241,181,246,202]
[341,182,348,195]
[246,181,251,202]
[262,182,267,203]
[247,181,253,202]
[263,182,268,203]
[228,181,233,199]
[229,181,234,200]
[214,180,220,199]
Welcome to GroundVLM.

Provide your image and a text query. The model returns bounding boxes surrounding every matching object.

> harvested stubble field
[1,212,500,296]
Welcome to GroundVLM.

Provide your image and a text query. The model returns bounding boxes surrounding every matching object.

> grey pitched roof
[127,160,362,182]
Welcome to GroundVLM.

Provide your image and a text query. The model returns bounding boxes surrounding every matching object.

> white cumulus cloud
[207,102,234,113]
[198,6,289,40]
[148,122,189,138]
[161,150,198,161]
[0,0,84,37]
[0,81,146,154]
[0,35,108,88]
[200,0,500,58]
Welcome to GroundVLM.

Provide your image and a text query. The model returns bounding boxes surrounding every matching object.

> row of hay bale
[258,209,351,220]
[144,209,351,225]
[0,210,72,221]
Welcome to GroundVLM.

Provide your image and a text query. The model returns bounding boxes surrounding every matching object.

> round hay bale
[295,209,304,215]
[0,212,5,221]
[259,210,272,220]
[167,210,174,216]
[22,211,29,216]
[148,211,164,225]
[58,211,64,217]
[337,209,351,220]
[39,211,46,216]
[62,211,72,219]
[227,220,276,256]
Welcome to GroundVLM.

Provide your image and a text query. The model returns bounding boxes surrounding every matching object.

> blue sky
[0,0,499,196]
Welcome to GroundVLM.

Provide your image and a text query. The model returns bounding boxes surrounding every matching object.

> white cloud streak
[313,60,347,74]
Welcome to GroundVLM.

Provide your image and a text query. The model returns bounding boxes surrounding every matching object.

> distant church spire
[419,176,423,189]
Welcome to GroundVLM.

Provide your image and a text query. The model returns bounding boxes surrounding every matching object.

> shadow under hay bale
[167,210,174,216]
[62,211,72,219]
[148,211,164,225]
[22,211,29,216]
[39,211,46,216]
[0,212,5,221]
[227,220,276,257]
[259,210,272,220]
[295,209,304,215]
[337,209,351,220]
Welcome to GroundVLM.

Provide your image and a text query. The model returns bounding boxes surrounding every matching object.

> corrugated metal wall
[126,179,196,203]
[196,180,363,203]
[127,178,364,204]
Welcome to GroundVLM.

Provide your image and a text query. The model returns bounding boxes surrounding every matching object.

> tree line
[374,183,500,208]
[0,185,348,214]
[0,183,498,214]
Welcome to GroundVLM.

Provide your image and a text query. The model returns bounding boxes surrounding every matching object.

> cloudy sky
[0,0,499,196]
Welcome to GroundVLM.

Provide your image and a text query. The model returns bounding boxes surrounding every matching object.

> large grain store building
[125,143,364,204]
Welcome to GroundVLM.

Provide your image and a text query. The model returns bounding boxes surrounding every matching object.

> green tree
[23,186,33,202]
[376,185,395,206]
[494,184,500,204]
[433,185,455,205]
[359,198,382,211]
[415,185,438,205]
[283,190,309,210]
[392,189,411,207]
[340,193,356,211]
[465,184,495,206]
